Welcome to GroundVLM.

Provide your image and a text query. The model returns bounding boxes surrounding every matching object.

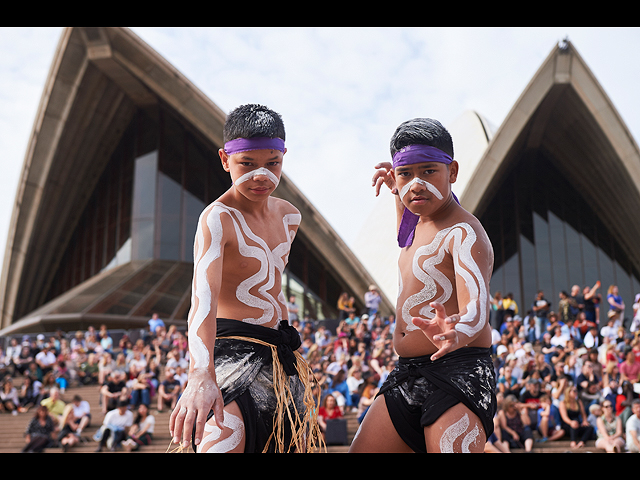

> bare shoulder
[270,197,301,219]
[197,201,237,236]
[200,200,232,219]
[444,209,491,243]
[462,212,491,245]
[458,213,494,273]
[437,209,494,264]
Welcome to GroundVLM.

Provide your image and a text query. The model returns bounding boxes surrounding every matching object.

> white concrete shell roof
[353,40,640,304]
[0,27,392,333]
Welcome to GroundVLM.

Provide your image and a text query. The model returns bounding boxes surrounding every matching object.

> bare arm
[449,223,493,344]
[170,204,228,449]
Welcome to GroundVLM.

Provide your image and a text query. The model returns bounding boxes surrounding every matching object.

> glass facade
[482,151,640,324]
[45,105,352,321]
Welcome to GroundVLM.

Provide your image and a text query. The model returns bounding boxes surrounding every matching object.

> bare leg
[425,403,486,453]
[197,401,246,453]
[348,396,414,453]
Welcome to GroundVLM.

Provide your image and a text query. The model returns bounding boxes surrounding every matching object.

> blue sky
[1,27,639,258]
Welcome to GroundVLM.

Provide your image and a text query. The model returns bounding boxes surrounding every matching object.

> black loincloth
[377,347,497,453]
[193,319,318,453]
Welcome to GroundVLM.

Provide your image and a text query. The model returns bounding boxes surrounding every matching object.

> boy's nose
[253,169,268,181]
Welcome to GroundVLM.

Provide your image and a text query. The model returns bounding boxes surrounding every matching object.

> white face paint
[400,223,488,337]
[439,413,480,453]
[399,177,443,201]
[200,412,244,453]
[234,167,280,189]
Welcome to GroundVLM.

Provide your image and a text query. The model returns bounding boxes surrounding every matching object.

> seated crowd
[0,318,186,452]
[488,284,640,452]
[3,279,640,453]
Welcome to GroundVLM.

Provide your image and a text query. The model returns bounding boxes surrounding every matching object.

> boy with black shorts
[350,118,497,453]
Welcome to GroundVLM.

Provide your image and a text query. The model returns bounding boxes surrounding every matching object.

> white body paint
[200,412,245,453]
[399,177,443,201]
[234,167,280,189]
[221,203,300,325]
[188,206,224,369]
[400,223,488,337]
[188,200,301,372]
[439,413,480,453]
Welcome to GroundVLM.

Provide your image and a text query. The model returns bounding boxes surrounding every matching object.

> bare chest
[396,222,480,331]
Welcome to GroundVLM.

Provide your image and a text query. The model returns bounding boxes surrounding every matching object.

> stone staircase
[0,381,178,453]
[0,378,604,453]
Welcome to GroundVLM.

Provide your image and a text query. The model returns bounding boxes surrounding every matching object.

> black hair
[389,118,454,159]
[223,104,286,143]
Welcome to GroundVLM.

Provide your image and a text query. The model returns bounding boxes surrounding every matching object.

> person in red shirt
[318,394,343,436]
[573,312,597,340]
[620,350,640,385]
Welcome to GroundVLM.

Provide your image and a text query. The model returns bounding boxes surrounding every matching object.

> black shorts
[377,347,497,453]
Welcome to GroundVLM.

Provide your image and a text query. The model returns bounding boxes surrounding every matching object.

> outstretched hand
[412,302,461,361]
[372,162,397,196]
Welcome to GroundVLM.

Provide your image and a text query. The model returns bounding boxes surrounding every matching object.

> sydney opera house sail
[356,39,640,324]
[0,27,389,335]
[2,29,639,337]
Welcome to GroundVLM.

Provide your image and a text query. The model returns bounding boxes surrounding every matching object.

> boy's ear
[219,148,230,172]
[449,160,459,184]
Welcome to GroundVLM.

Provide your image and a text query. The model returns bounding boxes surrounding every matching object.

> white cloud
[1,26,639,256]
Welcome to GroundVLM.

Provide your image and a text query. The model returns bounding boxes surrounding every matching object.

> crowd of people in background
[299,281,640,453]
[486,281,640,452]
[2,280,640,453]
[0,316,183,452]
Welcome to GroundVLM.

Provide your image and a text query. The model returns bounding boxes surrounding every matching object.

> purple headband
[392,144,453,168]
[224,137,285,155]
[392,144,458,248]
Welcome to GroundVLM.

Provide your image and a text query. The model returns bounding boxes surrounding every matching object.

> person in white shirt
[35,345,57,377]
[59,395,92,451]
[583,325,600,349]
[549,325,570,348]
[314,326,332,349]
[94,400,133,452]
[625,400,640,453]
[600,314,618,343]
[123,404,156,452]
[364,285,382,317]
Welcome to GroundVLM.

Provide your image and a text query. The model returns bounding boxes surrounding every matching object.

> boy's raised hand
[372,162,398,196]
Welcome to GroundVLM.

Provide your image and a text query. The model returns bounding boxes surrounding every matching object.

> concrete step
[0,377,607,453]
[0,381,175,453]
